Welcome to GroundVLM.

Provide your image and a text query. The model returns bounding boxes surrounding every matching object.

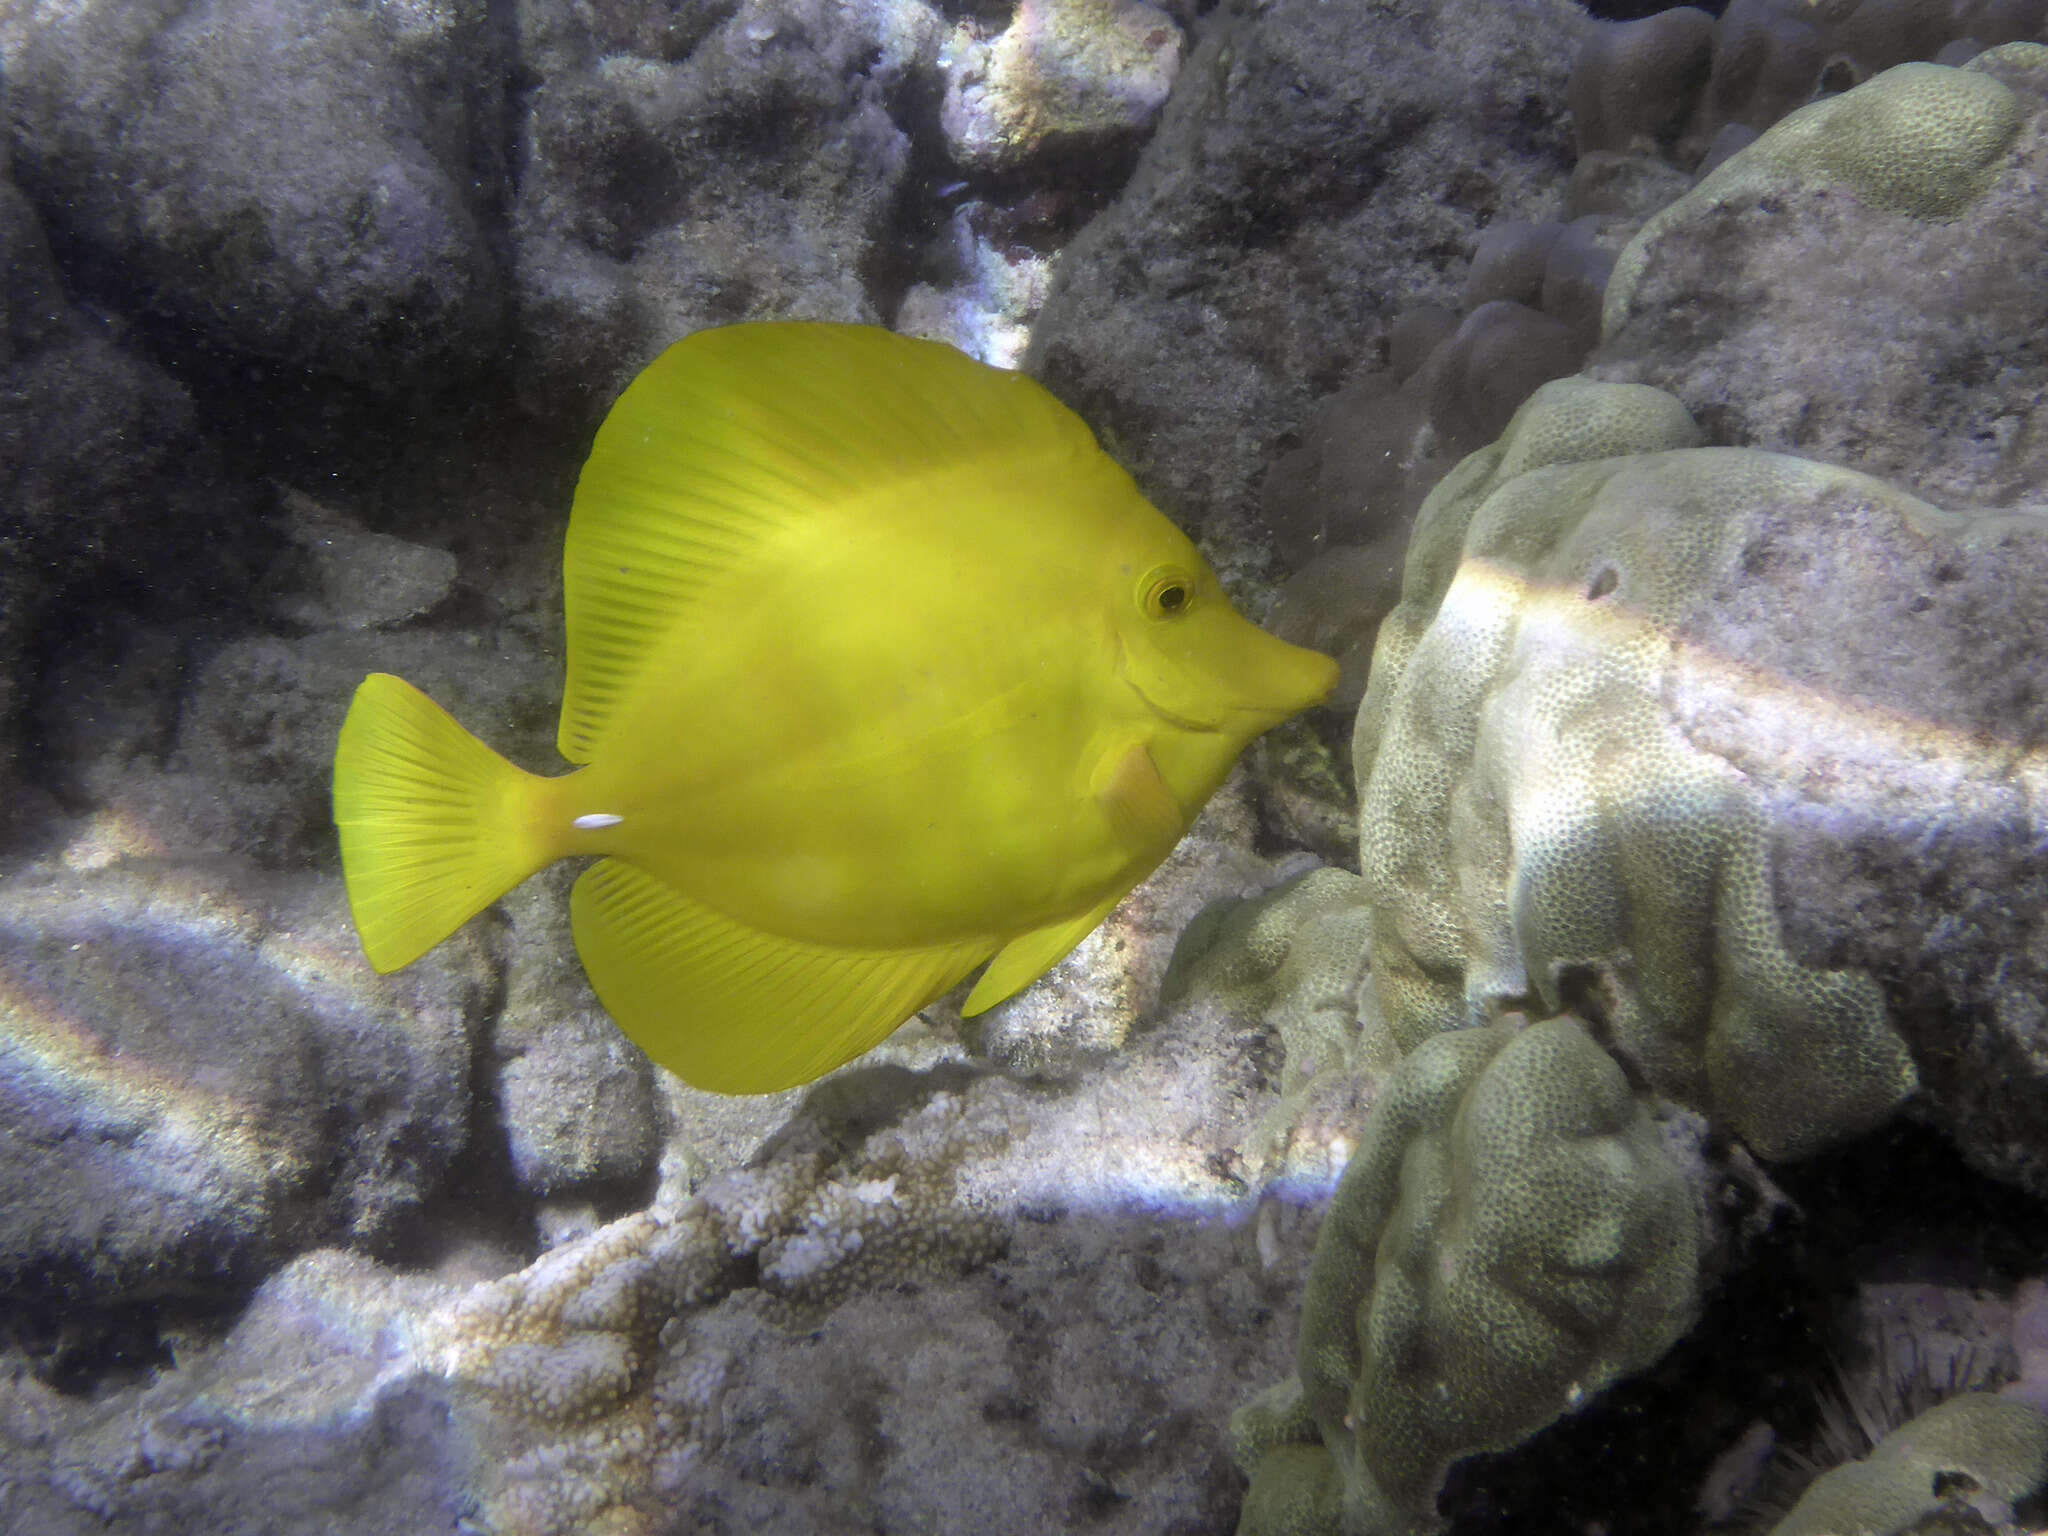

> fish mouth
[1112,630,1225,731]
[1125,673,1226,732]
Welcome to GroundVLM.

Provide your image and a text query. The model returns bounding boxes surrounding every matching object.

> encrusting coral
[410,1204,742,1534]
[1231,1014,1707,1536]
[1163,867,1385,1182]
[1165,868,1380,1092]
[752,1090,1009,1304]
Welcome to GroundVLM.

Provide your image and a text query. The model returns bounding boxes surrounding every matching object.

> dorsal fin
[557,322,1103,763]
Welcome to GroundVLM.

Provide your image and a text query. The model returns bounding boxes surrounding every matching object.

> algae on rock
[1602,54,2036,339]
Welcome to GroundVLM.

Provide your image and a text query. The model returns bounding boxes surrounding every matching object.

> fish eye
[1140,566,1196,620]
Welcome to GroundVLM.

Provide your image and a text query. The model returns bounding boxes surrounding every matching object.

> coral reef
[1354,371,2048,1167]
[510,0,938,414]
[0,1251,476,1536]
[4,0,2048,1531]
[1165,867,1380,1094]
[413,1203,742,1534]
[1257,211,1629,703]
[1255,13,2048,688]
[495,869,661,1200]
[1569,6,1716,158]
[1571,0,2047,168]
[1299,333,2046,1523]
[940,0,1183,169]
[0,134,264,787]
[1163,865,1387,1184]
[1028,0,1582,544]
[0,0,506,390]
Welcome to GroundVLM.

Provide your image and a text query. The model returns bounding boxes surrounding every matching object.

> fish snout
[1224,625,1339,730]
[1122,594,1340,734]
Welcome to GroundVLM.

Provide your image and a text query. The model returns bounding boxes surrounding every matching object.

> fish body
[333,323,1335,1093]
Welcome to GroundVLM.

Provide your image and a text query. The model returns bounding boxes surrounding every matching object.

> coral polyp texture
[412,1204,743,1535]
[1354,377,1941,1163]
[1232,1015,1706,1536]
[1165,867,1378,1090]
[1162,866,1384,1182]
[1768,1393,2048,1536]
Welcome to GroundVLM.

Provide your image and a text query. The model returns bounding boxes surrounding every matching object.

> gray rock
[37,616,560,873]
[0,148,267,789]
[271,494,459,634]
[1672,488,2048,1195]
[509,0,936,417]
[675,1205,1300,1534]
[0,861,491,1303]
[938,0,1182,170]
[1026,0,1584,544]
[495,868,659,1199]
[0,0,507,389]
[0,1250,484,1535]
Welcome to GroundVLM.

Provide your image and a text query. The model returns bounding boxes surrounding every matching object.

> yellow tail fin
[332,673,560,972]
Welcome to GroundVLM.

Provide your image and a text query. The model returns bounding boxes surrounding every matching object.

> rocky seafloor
[3,1,2047,1533]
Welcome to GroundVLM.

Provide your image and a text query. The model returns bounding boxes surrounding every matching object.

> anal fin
[571,859,993,1095]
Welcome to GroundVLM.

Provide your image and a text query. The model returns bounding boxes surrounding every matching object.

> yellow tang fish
[332,322,1335,1094]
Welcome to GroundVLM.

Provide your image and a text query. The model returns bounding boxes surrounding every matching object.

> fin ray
[571,859,994,1094]
[333,674,558,972]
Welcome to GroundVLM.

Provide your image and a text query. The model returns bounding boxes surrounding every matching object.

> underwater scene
[3,0,2048,1531]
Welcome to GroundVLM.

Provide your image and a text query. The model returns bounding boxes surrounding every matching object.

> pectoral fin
[1092,740,1185,856]
[959,743,1186,1016]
